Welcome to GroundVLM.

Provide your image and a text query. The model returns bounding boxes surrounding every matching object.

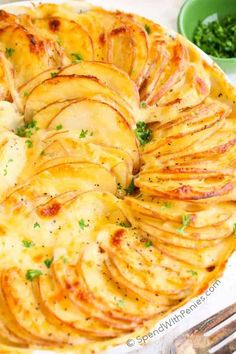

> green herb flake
[71,52,83,63]
[178,215,192,234]
[33,222,40,229]
[23,91,29,97]
[44,258,53,268]
[140,101,147,108]
[187,270,198,277]
[144,24,151,34]
[145,241,153,248]
[135,121,152,146]
[16,120,39,139]
[50,72,58,78]
[78,218,89,230]
[22,240,34,248]
[162,201,172,209]
[25,139,33,148]
[5,47,15,58]
[26,269,42,281]
[79,129,89,139]
[125,178,136,195]
[117,221,131,228]
[55,124,63,130]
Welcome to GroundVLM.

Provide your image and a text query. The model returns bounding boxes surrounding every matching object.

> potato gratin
[0,2,235,353]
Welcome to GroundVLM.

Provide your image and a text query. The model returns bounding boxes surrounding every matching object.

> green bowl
[178,0,236,73]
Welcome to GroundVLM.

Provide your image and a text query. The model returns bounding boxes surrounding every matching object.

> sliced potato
[19,68,59,105]
[47,99,139,171]
[1,268,86,345]
[34,274,125,337]
[0,25,62,87]
[79,243,166,321]
[24,75,136,123]
[59,61,139,112]
[32,17,94,61]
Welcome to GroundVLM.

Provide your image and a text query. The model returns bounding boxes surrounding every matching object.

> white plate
[0,2,235,353]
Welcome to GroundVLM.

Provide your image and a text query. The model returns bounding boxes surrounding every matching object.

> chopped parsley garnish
[33,222,40,229]
[125,178,136,195]
[144,24,151,34]
[78,218,89,230]
[25,140,33,148]
[79,129,89,139]
[162,201,172,209]
[22,240,34,248]
[145,241,153,248]
[5,47,15,58]
[50,72,58,78]
[135,121,152,146]
[193,16,236,58]
[187,270,198,277]
[26,269,42,281]
[71,52,83,63]
[23,91,29,97]
[178,215,191,234]
[140,101,147,108]
[3,169,7,176]
[44,258,53,268]
[55,124,63,130]
[16,120,39,139]
[117,221,131,228]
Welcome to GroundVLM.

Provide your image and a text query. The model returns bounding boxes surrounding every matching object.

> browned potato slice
[156,237,235,268]
[144,41,189,106]
[1,268,86,345]
[107,26,134,76]
[143,118,225,159]
[59,61,139,112]
[132,213,223,249]
[100,227,194,299]
[78,243,167,321]
[123,196,236,229]
[114,14,149,86]
[34,274,125,337]
[136,172,235,201]
[47,99,139,172]
[0,25,62,87]
[32,17,94,61]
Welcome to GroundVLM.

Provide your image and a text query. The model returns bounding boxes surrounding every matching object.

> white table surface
[0,1,235,354]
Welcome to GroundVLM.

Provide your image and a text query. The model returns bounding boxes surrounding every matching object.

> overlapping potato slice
[45,99,139,172]
[123,195,236,229]
[59,61,140,112]
[0,24,63,87]
[0,268,87,346]
[30,17,94,61]
[24,75,136,122]
[35,131,133,189]
[19,68,59,104]
[108,12,149,85]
